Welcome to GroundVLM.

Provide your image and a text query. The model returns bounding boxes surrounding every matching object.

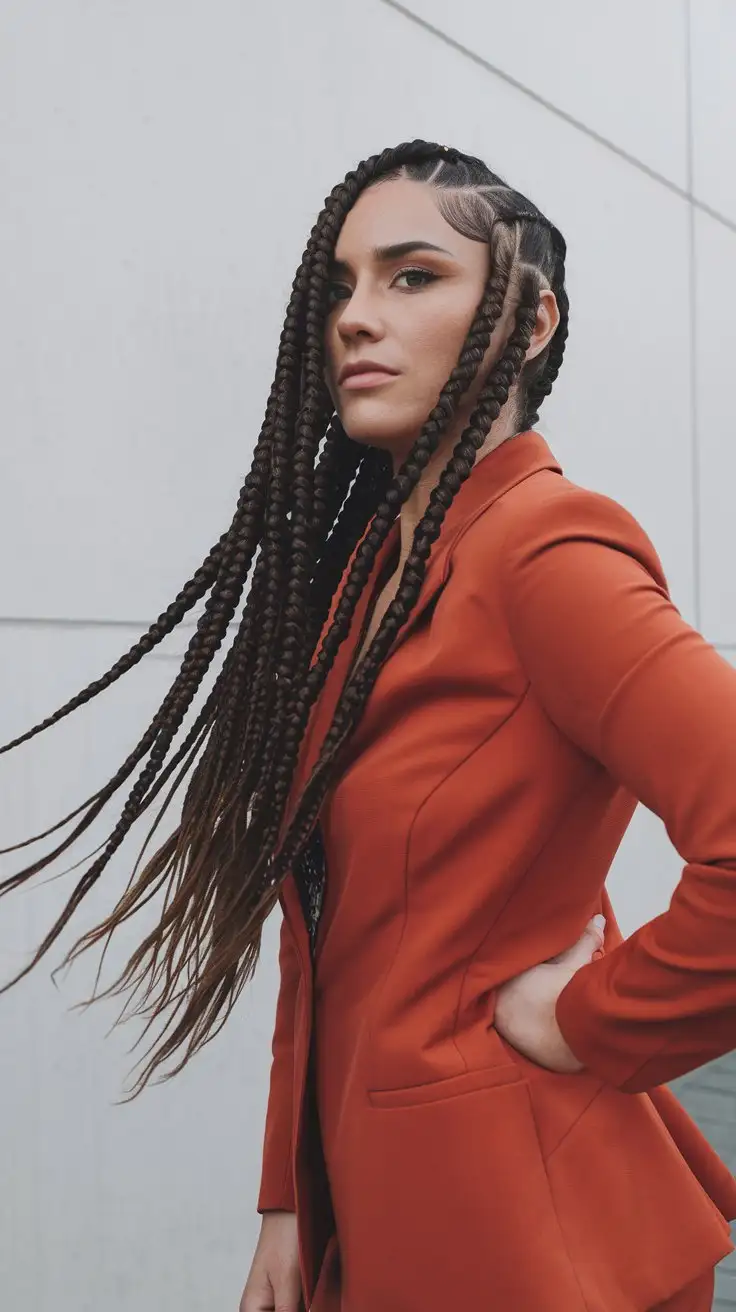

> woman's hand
[240,1210,304,1312]
[493,915,606,1074]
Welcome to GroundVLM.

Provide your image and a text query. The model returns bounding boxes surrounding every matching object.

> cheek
[410,304,476,389]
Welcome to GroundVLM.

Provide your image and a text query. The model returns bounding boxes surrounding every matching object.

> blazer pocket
[368,1059,523,1109]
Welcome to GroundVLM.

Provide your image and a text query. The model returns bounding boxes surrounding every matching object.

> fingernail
[591,914,606,934]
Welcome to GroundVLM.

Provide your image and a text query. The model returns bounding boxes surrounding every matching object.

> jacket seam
[410,683,533,1073]
[360,684,534,1080]
[451,756,605,1063]
[543,1085,606,1164]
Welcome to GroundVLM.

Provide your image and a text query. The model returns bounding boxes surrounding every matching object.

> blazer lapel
[279,430,562,960]
[377,429,563,663]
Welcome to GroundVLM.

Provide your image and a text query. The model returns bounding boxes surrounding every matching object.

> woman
[2,140,735,1311]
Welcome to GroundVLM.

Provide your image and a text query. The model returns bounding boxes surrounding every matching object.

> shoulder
[452,467,670,596]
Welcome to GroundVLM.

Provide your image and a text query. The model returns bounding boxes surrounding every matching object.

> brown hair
[0,140,569,1093]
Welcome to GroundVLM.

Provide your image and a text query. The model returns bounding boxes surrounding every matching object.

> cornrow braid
[0,140,570,1094]
[394,155,569,435]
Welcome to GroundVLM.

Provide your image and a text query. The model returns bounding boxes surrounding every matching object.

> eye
[325,266,439,308]
[392,266,439,291]
[326,282,351,308]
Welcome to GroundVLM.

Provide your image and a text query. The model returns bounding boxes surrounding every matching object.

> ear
[525,288,560,363]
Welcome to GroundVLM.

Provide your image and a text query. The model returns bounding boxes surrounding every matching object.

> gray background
[0,1,734,1307]
[674,1056,736,1309]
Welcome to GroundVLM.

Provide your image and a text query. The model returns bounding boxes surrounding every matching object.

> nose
[335,280,385,344]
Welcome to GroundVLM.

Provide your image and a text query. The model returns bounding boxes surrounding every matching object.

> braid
[206,143,478,861]
[0,539,225,759]
[252,238,513,867]
[0,272,304,844]
[196,425,359,802]
[0,139,569,1094]
[311,418,363,548]
[251,226,339,798]
[279,269,541,870]
[307,445,391,651]
[0,240,311,927]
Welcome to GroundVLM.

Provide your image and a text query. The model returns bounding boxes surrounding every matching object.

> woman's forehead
[334,180,469,263]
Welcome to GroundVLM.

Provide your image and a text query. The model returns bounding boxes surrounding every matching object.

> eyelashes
[326,266,440,307]
[392,266,439,291]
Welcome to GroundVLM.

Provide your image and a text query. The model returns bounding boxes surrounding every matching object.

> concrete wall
[0,2,734,1306]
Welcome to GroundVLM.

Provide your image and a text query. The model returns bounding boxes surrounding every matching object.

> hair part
[383,152,568,430]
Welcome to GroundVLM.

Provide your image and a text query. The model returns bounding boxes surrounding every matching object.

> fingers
[240,1274,273,1312]
[241,1271,301,1312]
[580,914,605,953]
[240,1211,302,1312]
[270,1259,304,1312]
[272,1265,304,1312]
[589,913,606,946]
[553,915,606,969]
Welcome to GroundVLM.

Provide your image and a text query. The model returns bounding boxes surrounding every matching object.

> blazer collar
[340,428,562,669]
[414,427,561,570]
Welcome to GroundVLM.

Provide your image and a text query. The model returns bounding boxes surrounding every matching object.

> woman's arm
[257,912,300,1212]
[501,485,736,1095]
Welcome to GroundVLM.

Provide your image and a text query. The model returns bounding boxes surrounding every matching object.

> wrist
[550,1009,585,1073]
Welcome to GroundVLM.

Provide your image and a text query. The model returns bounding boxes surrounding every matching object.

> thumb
[554,916,605,970]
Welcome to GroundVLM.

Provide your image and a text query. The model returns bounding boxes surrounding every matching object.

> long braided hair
[0,140,569,1092]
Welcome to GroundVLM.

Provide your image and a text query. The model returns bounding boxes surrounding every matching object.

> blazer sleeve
[499,484,736,1095]
[256,909,300,1212]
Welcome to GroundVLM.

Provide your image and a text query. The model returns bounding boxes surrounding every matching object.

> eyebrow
[330,240,455,276]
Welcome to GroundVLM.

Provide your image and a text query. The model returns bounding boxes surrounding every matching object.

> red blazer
[257,430,736,1311]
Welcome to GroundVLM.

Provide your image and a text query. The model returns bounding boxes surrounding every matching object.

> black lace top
[293,823,327,957]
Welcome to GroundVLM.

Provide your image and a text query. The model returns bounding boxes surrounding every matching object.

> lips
[338,360,399,384]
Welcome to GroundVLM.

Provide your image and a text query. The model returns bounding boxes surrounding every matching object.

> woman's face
[324,178,492,462]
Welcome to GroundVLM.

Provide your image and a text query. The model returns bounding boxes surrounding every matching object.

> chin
[339,404,424,459]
